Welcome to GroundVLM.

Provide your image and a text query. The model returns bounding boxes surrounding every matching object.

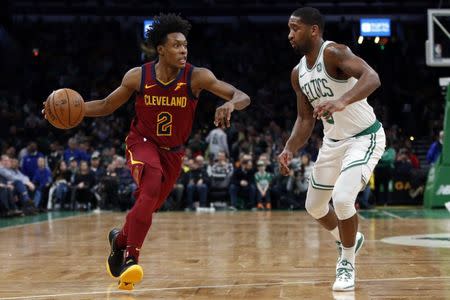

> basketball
[45,88,85,129]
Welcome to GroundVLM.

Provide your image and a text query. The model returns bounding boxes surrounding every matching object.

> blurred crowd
[0,17,445,217]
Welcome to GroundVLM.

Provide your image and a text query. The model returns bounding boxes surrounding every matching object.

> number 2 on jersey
[157,112,173,136]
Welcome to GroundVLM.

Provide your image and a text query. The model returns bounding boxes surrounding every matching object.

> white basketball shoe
[333,259,355,291]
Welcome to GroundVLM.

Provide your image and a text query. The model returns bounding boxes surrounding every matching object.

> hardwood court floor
[1,209,450,300]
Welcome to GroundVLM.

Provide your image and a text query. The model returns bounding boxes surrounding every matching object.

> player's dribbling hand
[41,101,47,119]
[214,102,235,128]
[313,99,346,119]
[278,149,293,176]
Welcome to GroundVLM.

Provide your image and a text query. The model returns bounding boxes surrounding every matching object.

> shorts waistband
[328,120,382,142]
[125,133,184,152]
[159,145,184,152]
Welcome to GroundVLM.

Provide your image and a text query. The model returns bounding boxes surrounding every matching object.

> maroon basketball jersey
[130,61,199,148]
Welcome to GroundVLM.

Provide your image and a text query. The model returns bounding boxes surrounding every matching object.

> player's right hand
[278,149,293,176]
[214,102,234,128]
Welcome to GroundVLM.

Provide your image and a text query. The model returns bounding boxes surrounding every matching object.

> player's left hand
[313,99,346,119]
[214,102,235,128]
[41,101,47,119]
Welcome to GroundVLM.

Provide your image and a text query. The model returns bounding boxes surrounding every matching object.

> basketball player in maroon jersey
[44,14,250,290]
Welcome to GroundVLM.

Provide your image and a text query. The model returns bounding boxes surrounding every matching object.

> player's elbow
[370,70,381,90]
[242,93,251,108]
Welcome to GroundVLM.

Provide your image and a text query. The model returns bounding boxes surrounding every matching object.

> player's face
[160,32,188,68]
[288,16,313,55]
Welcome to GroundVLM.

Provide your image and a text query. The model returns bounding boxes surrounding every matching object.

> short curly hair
[145,13,192,48]
[292,7,324,32]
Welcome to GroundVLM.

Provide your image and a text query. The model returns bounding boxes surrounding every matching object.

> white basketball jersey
[298,41,376,140]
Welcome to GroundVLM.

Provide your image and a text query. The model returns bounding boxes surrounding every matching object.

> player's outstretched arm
[278,66,315,176]
[313,44,380,119]
[84,67,141,117]
[191,68,250,128]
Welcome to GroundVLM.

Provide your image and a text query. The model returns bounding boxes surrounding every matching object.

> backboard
[426,9,450,67]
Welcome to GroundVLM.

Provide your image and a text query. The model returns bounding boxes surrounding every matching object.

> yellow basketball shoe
[117,257,144,291]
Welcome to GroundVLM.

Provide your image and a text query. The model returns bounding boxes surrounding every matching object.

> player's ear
[311,24,320,37]
[157,44,164,56]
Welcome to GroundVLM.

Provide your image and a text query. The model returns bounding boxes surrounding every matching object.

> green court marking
[359,210,391,219]
[0,208,447,229]
[0,211,90,229]
[359,208,450,219]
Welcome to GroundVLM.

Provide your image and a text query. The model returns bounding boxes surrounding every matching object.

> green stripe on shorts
[341,133,377,173]
[310,173,335,190]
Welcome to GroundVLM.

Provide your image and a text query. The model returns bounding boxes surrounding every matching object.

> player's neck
[305,38,325,66]
[155,61,180,83]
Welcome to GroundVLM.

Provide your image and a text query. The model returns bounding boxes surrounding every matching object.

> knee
[332,190,356,220]
[305,197,329,219]
[140,166,162,198]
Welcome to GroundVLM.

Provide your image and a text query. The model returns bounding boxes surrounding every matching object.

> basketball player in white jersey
[278,7,385,291]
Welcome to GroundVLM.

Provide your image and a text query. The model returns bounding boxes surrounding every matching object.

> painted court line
[0,212,95,232]
[381,210,403,219]
[2,276,450,299]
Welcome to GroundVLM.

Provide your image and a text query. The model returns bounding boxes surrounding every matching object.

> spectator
[0,174,23,217]
[286,153,313,209]
[48,160,71,210]
[206,127,229,160]
[195,155,207,173]
[32,157,52,210]
[64,138,83,163]
[163,171,187,211]
[357,174,375,209]
[0,155,36,214]
[258,153,275,173]
[90,151,105,182]
[187,133,207,157]
[394,148,413,179]
[374,139,396,205]
[426,130,444,164]
[20,141,45,179]
[162,156,191,211]
[98,162,120,210]
[79,140,92,162]
[71,160,96,210]
[209,151,233,182]
[47,141,63,172]
[10,158,36,192]
[255,160,273,210]
[68,157,79,182]
[114,156,136,211]
[229,154,256,210]
[405,147,420,169]
[186,158,210,210]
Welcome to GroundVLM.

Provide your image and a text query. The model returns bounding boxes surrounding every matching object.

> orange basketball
[45,88,85,129]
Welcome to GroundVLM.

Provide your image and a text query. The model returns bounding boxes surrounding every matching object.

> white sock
[342,245,356,265]
[330,227,341,242]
